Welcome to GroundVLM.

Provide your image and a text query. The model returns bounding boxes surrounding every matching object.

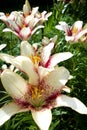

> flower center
[30,85,44,99]
[28,85,45,109]
[72,27,78,35]
[31,54,41,66]
[6,13,10,17]
[21,24,26,29]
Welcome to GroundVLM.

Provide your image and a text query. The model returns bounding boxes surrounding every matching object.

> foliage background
[0,0,87,129]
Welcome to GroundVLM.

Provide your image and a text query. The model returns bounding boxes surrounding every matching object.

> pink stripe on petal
[41,42,54,66]
[47,52,73,68]
[20,27,31,40]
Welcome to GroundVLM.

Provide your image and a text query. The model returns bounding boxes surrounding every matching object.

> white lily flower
[0,0,52,40]
[55,21,87,42]
[20,39,73,68]
[0,38,73,77]
[0,57,87,130]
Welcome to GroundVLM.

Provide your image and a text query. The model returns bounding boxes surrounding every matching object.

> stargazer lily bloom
[55,21,87,42]
[0,0,52,40]
[0,56,87,130]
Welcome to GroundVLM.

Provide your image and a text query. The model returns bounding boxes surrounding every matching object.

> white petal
[0,13,7,22]
[21,41,35,56]
[75,28,87,41]
[44,12,52,20]
[59,21,68,26]
[55,25,65,31]
[38,66,53,81]
[32,7,39,15]
[23,0,31,16]
[3,28,14,32]
[65,35,74,42]
[1,69,28,100]
[0,44,6,51]
[42,36,50,45]
[32,109,52,130]
[0,12,5,16]
[3,28,19,37]
[72,21,83,32]
[8,20,20,32]
[8,11,19,20]
[55,95,87,114]
[44,67,70,90]
[32,25,44,35]
[50,35,58,44]
[0,53,14,63]
[62,86,71,93]
[41,42,54,66]
[15,14,24,27]
[2,64,7,70]
[25,15,36,27]
[11,56,39,85]
[55,21,69,32]
[41,11,52,21]
[20,27,31,40]
[48,52,73,68]
[9,64,15,71]
[0,102,21,126]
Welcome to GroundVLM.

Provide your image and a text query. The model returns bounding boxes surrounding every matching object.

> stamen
[6,13,10,17]
[72,27,78,35]
[30,54,41,66]
[21,24,26,29]
[30,85,44,99]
